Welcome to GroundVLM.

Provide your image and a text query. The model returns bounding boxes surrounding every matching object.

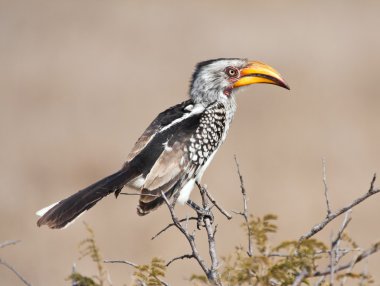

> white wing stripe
[160,104,205,133]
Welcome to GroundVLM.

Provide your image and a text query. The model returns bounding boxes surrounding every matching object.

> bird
[36,58,289,229]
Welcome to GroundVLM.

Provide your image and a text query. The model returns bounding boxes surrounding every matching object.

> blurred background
[1,0,380,285]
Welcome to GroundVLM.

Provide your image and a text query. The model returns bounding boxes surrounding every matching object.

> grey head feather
[189,58,248,106]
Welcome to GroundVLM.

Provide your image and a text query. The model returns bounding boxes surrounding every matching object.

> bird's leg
[186,199,214,229]
[171,190,180,209]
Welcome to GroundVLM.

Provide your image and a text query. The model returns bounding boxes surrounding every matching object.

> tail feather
[36,167,137,229]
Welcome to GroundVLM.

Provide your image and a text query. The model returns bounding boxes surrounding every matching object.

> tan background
[1,0,380,285]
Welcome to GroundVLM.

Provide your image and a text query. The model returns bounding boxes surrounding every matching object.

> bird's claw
[196,208,214,229]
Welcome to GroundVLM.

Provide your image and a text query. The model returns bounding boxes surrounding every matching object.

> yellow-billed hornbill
[36,58,289,229]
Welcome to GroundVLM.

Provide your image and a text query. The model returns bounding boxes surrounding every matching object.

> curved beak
[233,61,290,90]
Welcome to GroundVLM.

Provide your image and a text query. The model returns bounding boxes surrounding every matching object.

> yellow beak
[233,61,290,90]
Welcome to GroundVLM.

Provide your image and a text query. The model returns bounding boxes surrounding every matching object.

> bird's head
[189,58,289,105]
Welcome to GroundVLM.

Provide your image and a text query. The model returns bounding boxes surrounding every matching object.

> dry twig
[151,217,198,240]
[0,258,32,286]
[322,158,332,217]
[199,183,232,220]
[0,240,31,286]
[309,242,380,277]
[160,191,212,283]
[166,254,194,267]
[292,269,308,286]
[233,155,253,256]
[0,240,20,249]
[104,259,138,268]
[299,174,379,243]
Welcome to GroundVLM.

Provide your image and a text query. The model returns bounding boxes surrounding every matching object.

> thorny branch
[299,173,379,243]
[233,155,253,257]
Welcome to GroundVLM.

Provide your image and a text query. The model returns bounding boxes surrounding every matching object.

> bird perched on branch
[36,58,289,229]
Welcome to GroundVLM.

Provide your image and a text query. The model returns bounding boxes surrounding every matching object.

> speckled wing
[137,102,228,215]
[137,113,204,215]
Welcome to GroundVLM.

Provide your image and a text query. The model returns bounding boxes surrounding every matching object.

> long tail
[36,166,137,229]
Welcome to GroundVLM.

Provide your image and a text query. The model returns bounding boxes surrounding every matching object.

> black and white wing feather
[135,102,228,215]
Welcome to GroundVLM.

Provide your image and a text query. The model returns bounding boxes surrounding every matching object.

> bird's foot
[187,199,214,229]
[196,209,214,230]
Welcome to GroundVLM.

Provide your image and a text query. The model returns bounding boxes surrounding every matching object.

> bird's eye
[225,66,238,78]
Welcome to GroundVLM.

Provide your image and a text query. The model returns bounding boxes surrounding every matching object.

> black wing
[126,99,194,161]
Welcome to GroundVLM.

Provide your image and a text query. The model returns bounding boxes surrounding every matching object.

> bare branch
[0,258,32,286]
[314,276,326,286]
[329,232,335,284]
[322,158,332,217]
[268,248,358,258]
[299,174,379,243]
[198,183,232,220]
[309,242,380,277]
[234,155,253,257]
[332,210,352,249]
[151,217,198,240]
[160,191,211,279]
[329,211,352,283]
[197,184,222,285]
[339,252,361,286]
[104,259,138,268]
[0,240,20,249]
[155,276,170,286]
[166,254,194,267]
[292,269,308,286]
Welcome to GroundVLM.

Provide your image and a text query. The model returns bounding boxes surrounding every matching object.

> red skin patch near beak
[224,86,232,96]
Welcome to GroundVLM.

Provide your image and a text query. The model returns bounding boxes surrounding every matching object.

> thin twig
[160,191,210,279]
[309,242,380,277]
[314,276,326,286]
[268,248,358,258]
[198,185,222,285]
[104,259,138,268]
[155,276,170,286]
[234,155,253,257]
[71,262,78,286]
[332,210,352,250]
[299,174,379,243]
[330,211,352,283]
[339,252,361,286]
[0,240,21,249]
[151,217,198,240]
[292,269,308,286]
[329,231,335,285]
[0,258,32,286]
[196,183,232,220]
[166,254,194,267]
[104,259,169,286]
[322,158,332,217]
